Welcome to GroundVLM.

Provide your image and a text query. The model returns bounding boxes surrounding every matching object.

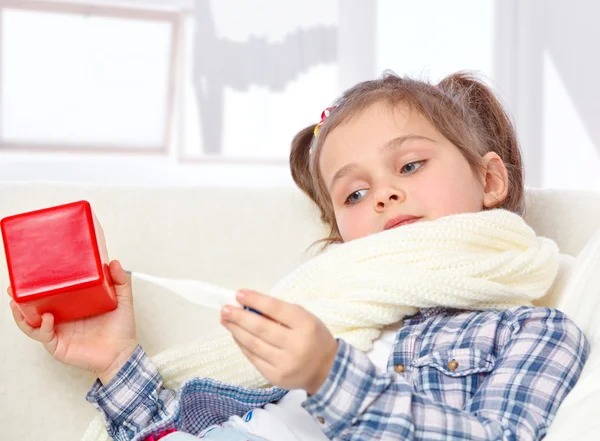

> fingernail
[236,291,246,301]
[221,306,231,317]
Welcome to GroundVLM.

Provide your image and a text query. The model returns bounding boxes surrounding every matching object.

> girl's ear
[481,152,510,208]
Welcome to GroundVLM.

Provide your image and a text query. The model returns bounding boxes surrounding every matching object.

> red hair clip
[313,106,335,137]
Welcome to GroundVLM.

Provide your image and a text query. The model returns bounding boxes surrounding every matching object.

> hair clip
[313,107,335,137]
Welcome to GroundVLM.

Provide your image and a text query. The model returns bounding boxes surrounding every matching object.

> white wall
[535,1,600,190]
[376,0,495,83]
[494,0,600,190]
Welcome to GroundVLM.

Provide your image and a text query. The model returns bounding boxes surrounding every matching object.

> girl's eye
[345,189,368,205]
[401,160,425,174]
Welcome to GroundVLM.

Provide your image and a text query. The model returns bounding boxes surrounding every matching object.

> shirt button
[316,416,325,424]
[394,364,406,373]
[447,360,459,371]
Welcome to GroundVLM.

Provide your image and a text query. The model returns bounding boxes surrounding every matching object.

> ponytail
[290,125,318,204]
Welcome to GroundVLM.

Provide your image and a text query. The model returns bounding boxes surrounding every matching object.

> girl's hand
[221,290,338,395]
[8,260,138,384]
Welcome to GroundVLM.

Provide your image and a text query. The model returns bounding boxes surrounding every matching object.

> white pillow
[532,253,576,309]
[545,228,600,441]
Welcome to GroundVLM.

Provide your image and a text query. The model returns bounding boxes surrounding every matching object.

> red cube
[1,200,117,327]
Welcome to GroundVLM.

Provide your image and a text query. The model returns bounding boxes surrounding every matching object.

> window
[0,1,179,153]
[0,0,345,162]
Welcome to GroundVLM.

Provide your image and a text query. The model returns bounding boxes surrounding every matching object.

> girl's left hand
[221,290,338,395]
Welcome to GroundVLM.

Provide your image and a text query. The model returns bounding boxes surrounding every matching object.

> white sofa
[1,182,600,441]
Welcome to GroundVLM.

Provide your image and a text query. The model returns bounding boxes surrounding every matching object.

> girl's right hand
[8,259,138,385]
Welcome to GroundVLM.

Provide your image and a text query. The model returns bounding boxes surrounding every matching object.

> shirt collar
[419,307,450,319]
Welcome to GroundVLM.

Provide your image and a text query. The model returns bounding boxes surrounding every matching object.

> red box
[1,200,117,327]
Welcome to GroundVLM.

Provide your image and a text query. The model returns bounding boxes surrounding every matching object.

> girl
[9,72,589,441]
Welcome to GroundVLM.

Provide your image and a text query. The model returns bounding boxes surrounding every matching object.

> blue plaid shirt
[87,306,588,441]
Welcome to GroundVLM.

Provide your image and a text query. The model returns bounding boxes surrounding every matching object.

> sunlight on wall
[542,52,600,191]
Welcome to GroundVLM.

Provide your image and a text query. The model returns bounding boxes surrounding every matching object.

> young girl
[9,72,589,441]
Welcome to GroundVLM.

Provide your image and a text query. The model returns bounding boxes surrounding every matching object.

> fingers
[39,313,56,345]
[225,320,278,368]
[7,286,13,298]
[109,260,130,286]
[221,305,287,348]
[10,300,34,336]
[109,260,133,303]
[234,336,279,383]
[10,302,58,355]
[9,301,54,344]
[235,290,305,328]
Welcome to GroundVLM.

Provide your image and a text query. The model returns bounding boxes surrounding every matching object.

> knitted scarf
[82,209,559,441]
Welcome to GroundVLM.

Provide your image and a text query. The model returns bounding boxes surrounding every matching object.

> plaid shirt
[87,306,588,441]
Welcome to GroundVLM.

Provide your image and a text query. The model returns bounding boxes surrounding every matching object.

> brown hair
[290,71,524,247]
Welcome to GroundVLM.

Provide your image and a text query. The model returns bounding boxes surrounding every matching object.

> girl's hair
[290,71,524,247]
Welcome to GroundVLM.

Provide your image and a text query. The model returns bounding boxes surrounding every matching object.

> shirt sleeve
[302,309,589,441]
[85,345,289,441]
[86,345,178,441]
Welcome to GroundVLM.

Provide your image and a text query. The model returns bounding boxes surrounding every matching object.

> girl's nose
[374,187,405,212]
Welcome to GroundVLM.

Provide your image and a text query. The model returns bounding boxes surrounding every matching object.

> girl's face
[319,101,499,242]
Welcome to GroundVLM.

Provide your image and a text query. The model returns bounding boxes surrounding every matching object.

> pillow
[544,228,600,441]
[532,253,576,309]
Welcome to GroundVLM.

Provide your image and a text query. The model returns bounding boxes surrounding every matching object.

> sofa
[1,181,600,441]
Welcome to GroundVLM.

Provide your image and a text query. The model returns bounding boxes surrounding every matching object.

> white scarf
[82,209,559,441]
